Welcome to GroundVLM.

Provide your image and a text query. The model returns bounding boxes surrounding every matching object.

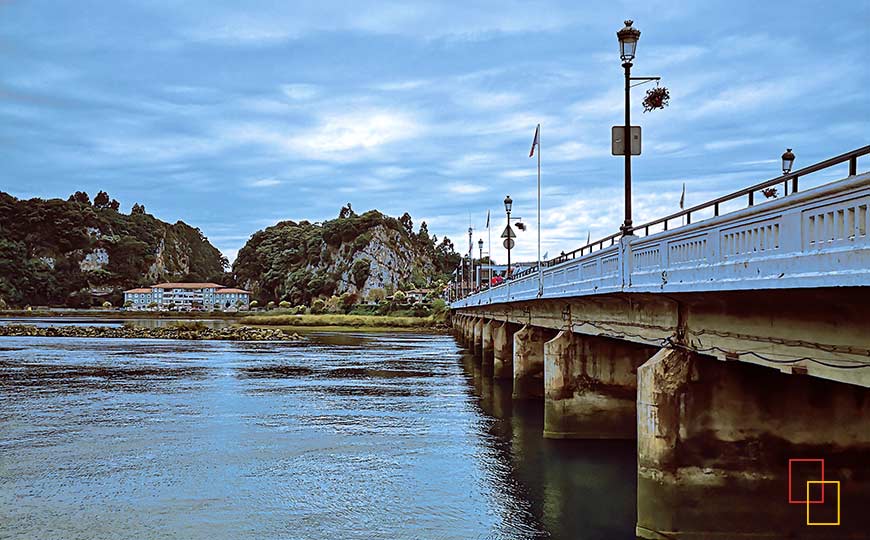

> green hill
[0,191,227,308]
[233,204,460,305]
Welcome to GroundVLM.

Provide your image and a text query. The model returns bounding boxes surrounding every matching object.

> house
[123,283,252,311]
[406,288,432,302]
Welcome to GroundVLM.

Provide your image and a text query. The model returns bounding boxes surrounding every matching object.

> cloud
[281,84,318,100]
[225,108,425,162]
[549,141,608,161]
[249,177,281,187]
[447,182,487,194]
[375,79,429,91]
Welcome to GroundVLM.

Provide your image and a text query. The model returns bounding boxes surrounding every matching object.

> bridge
[449,146,870,539]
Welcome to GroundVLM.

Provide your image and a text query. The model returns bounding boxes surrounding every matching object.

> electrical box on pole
[612,126,641,156]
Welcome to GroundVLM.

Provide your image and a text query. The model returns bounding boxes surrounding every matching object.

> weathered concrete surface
[492,321,517,380]
[637,348,870,539]
[482,319,495,376]
[472,318,484,357]
[453,288,870,388]
[543,330,655,439]
[513,325,550,400]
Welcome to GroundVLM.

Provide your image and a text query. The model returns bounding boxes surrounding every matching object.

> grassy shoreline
[242,313,444,330]
[0,310,446,332]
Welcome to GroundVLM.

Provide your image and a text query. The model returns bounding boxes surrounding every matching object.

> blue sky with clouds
[2,1,868,264]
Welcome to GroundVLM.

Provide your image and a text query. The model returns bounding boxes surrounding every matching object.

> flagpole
[487,210,491,289]
[537,123,543,297]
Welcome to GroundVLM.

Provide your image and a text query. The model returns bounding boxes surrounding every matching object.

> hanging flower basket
[761,187,778,199]
[642,86,670,113]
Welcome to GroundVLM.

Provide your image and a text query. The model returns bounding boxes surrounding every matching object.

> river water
[0,331,635,539]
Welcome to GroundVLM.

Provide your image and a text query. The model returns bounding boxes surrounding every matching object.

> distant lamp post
[464,254,470,297]
[504,195,513,278]
[478,239,484,289]
[782,148,795,174]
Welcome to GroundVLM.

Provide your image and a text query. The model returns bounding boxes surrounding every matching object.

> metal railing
[453,145,869,297]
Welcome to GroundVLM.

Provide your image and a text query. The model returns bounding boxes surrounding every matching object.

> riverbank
[0,323,302,341]
[242,313,445,330]
[0,309,241,320]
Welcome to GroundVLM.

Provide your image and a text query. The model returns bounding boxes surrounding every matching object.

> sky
[1,1,868,265]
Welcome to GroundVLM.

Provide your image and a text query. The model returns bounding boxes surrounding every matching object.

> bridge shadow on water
[459,351,637,540]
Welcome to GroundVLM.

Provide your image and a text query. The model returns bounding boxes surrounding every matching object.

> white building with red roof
[123,283,251,311]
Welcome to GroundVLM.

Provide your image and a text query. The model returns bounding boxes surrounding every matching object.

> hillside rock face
[0,191,227,307]
[233,208,459,305]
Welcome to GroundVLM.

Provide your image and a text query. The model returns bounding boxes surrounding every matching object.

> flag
[485,209,490,228]
[586,230,591,245]
[679,183,686,209]
[543,251,548,260]
[529,124,540,157]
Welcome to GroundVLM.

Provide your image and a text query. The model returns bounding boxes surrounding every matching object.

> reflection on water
[0,331,635,539]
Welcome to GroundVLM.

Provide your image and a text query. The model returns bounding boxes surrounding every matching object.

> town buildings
[123,283,251,311]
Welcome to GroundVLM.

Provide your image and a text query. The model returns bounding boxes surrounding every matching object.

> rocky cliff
[0,191,227,307]
[233,206,460,305]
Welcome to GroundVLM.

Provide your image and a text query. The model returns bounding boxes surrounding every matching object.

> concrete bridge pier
[513,325,552,400]
[636,349,870,539]
[492,321,517,380]
[481,320,495,376]
[452,316,465,344]
[463,317,475,348]
[472,318,484,358]
[543,331,655,439]
[455,316,465,344]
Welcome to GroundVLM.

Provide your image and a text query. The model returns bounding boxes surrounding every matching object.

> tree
[340,292,358,312]
[131,203,146,215]
[351,258,371,289]
[325,295,342,313]
[93,191,110,209]
[417,221,430,244]
[278,300,291,309]
[124,300,133,308]
[338,203,355,219]
[147,301,158,310]
[250,300,259,308]
[68,191,90,205]
[102,300,112,308]
[367,288,386,303]
[311,298,326,314]
[399,212,413,235]
[108,199,120,211]
[266,301,276,310]
[393,290,407,302]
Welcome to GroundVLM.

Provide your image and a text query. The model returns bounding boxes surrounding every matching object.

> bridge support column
[472,318,484,357]
[493,322,517,380]
[543,331,653,439]
[463,317,474,347]
[482,320,495,376]
[513,325,547,400]
[636,348,870,539]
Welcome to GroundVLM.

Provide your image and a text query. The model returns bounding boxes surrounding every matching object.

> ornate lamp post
[478,238,484,289]
[617,20,641,235]
[782,148,795,174]
[504,195,513,278]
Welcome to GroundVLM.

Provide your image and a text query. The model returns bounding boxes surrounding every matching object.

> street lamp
[464,254,470,297]
[617,20,641,235]
[782,148,795,174]
[504,195,513,278]
[478,239,484,289]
